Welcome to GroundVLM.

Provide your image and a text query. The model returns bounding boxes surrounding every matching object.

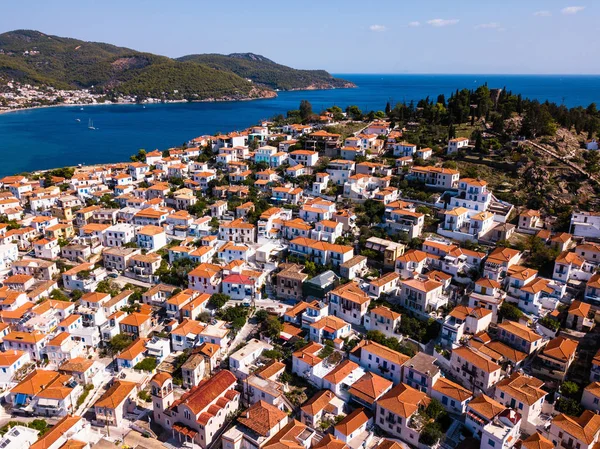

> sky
[1,0,598,74]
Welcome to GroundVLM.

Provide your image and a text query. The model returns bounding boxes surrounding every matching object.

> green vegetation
[398,316,440,344]
[0,31,352,101]
[217,305,249,331]
[264,316,283,338]
[134,357,157,371]
[107,334,133,355]
[539,315,560,331]
[317,340,335,359]
[0,419,51,436]
[498,303,524,322]
[262,349,283,360]
[366,330,416,357]
[156,258,198,287]
[418,399,451,445]
[138,390,152,402]
[178,53,352,91]
[208,293,231,309]
[0,30,265,101]
[556,397,583,417]
[95,279,121,297]
[76,383,94,407]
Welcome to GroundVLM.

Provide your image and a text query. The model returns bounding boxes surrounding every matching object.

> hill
[0,30,272,101]
[177,52,354,91]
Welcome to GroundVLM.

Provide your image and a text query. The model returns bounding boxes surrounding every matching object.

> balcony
[462,364,479,377]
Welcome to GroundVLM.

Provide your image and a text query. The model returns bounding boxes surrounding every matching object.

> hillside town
[0,105,599,449]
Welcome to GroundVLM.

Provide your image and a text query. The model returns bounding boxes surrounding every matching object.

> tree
[134,357,157,371]
[265,316,283,338]
[255,309,269,323]
[498,303,523,322]
[561,381,579,398]
[96,279,121,297]
[209,293,231,309]
[107,334,133,355]
[419,423,443,446]
[299,100,313,120]
[50,289,71,302]
[555,397,582,417]
[424,398,445,420]
[346,105,363,121]
[385,101,392,116]
[262,349,283,360]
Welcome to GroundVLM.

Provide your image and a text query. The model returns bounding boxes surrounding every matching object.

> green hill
[177,52,354,91]
[0,30,270,101]
[0,30,353,101]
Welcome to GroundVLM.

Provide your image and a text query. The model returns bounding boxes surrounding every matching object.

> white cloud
[561,6,585,14]
[475,22,501,29]
[427,18,459,27]
[408,21,421,27]
[533,10,552,16]
[369,24,386,32]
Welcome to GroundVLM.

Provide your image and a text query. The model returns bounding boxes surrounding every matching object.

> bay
[0,74,599,176]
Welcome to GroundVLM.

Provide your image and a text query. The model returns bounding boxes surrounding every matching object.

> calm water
[1,74,599,176]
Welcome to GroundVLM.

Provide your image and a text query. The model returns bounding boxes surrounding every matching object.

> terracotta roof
[495,372,546,406]
[151,372,172,387]
[359,340,410,366]
[453,346,501,373]
[401,277,442,293]
[542,336,577,362]
[312,435,349,449]
[334,407,371,437]
[172,370,237,415]
[369,306,401,321]
[238,400,287,436]
[94,380,137,409]
[568,300,591,318]
[301,389,336,415]
[467,394,506,420]
[59,357,94,373]
[31,415,82,449]
[432,377,472,402]
[498,321,542,342]
[322,359,359,384]
[117,338,148,361]
[520,432,554,449]
[347,372,392,405]
[377,383,430,418]
[262,419,308,449]
[552,410,600,444]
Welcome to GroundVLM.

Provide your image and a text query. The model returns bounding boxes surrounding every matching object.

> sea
[1,74,599,177]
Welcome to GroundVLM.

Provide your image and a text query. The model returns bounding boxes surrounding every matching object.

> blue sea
[1,74,599,176]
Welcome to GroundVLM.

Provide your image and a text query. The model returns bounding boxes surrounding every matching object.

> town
[0,96,599,449]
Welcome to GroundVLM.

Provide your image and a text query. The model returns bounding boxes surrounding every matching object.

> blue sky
[1,0,598,74]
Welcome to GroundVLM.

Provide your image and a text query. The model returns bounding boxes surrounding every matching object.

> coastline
[0,83,357,115]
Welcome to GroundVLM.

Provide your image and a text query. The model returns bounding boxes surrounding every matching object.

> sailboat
[88,119,96,130]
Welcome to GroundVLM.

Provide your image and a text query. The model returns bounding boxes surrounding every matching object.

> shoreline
[0,84,357,115]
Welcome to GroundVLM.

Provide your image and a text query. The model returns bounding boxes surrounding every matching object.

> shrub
[134,357,157,372]
[498,303,523,322]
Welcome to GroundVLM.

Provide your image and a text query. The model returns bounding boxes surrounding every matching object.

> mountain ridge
[0,30,353,101]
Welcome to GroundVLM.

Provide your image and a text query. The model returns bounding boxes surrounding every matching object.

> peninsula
[0,29,354,110]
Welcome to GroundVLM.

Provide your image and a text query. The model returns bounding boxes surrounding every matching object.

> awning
[14,393,28,406]
[37,398,60,407]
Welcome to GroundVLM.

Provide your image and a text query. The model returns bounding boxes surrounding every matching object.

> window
[488,439,495,448]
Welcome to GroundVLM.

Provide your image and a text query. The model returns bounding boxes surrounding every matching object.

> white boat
[88,119,96,130]
[80,107,84,111]
[75,118,81,122]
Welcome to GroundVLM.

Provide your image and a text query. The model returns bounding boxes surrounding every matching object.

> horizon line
[332,73,600,77]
